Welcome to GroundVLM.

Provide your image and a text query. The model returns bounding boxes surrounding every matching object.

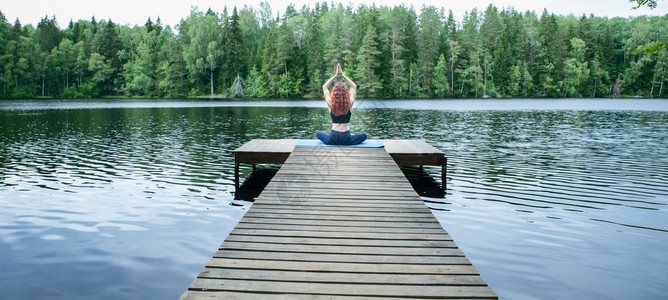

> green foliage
[0,4,666,99]
[182,10,223,96]
[98,19,122,75]
[37,16,62,53]
[562,38,590,97]
[632,0,658,9]
[634,41,668,54]
[222,7,243,88]
[537,11,563,97]
[244,66,260,98]
[417,6,440,96]
[432,53,449,98]
[355,24,382,98]
[306,13,324,95]
[228,74,244,98]
[88,53,113,84]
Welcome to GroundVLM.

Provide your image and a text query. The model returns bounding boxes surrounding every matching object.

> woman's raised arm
[322,74,337,107]
[340,73,357,103]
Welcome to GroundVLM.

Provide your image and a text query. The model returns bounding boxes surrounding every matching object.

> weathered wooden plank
[251,201,431,209]
[260,188,420,197]
[198,268,486,285]
[251,200,431,208]
[188,279,497,298]
[181,291,498,300]
[241,212,438,223]
[223,235,457,248]
[237,217,445,228]
[218,241,465,256]
[232,223,449,234]
[249,203,434,213]
[269,175,410,182]
[216,241,464,256]
[262,182,416,191]
[205,258,477,274]
[245,208,436,218]
[383,139,444,154]
[273,167,404,174]
[231,140,260,152]
[245,210,436,218]
[229,228,451,240]
[255,194,426,202]
[272,169,407,176]
[233,139,295,153]
[282,159,398,165]
[266,176,412,184]
[213,250,468,263]
[269,173,411,182]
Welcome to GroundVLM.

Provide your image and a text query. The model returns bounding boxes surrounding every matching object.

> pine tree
[305,13,324,95]
[481,5,504,52]
[417,6,440,96]
[493,31,513,96]
[259,28,278,97]
[224,7,244,88]
[238,6,262,75]
[381,6,407,97]
[156,26,185,97]
[402,6,419,71]
[276,14,296,77]
[323,8,344,69]
[537,10,562,97]
[37,16,62,53]
[355,24,381,98]
[98,19,123,87]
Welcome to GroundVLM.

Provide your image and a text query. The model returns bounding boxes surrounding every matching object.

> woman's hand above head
[336,63,343,76]
[339,72,357,103]
[323,69,338,108]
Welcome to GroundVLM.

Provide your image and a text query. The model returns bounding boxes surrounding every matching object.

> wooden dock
[180,142,496,299]
[233,139,447,190]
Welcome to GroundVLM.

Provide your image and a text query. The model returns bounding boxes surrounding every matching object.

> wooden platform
[233,139,447,190]
[180,146,496,299]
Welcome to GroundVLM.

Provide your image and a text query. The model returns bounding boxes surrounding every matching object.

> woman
[316,63,367,145]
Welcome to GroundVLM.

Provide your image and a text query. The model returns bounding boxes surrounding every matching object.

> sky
[1,0,667,29]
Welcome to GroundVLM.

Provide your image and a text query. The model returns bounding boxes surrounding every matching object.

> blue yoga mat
[295,140,384,148]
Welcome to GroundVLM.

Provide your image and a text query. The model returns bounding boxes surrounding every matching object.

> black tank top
[330,110,351,123]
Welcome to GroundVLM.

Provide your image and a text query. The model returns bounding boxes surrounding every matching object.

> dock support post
[441,157,447,190]
[252,164,256,172]
[234,153,240,191]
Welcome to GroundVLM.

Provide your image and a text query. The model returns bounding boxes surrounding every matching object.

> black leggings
[316,130,367,145]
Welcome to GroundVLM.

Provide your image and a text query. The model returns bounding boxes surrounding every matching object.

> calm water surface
[1,99,667,299]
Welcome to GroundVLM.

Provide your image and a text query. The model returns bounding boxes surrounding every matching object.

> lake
[1,99,667,299]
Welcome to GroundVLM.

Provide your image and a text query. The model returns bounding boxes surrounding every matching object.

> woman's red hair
[330,82,351,116]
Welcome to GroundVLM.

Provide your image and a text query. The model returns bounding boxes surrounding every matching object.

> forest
[0,2,666,99]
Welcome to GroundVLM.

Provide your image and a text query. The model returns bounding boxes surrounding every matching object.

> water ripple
[1,101,667,299]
